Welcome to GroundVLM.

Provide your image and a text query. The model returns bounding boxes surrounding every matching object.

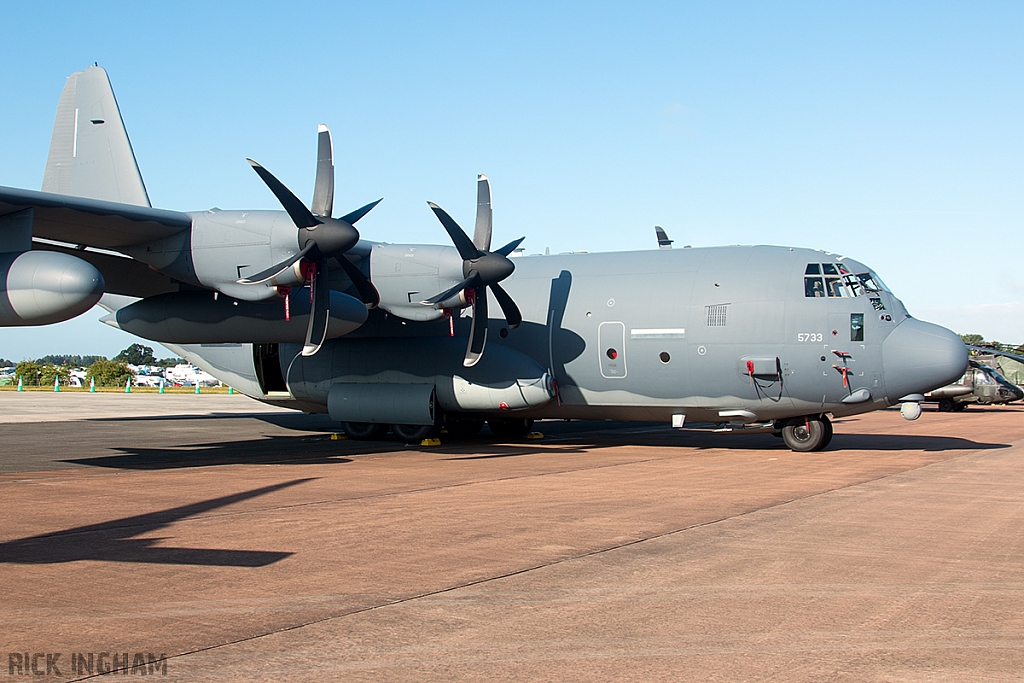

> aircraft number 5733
[798,333,824,342]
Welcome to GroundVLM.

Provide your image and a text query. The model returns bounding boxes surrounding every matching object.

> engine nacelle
[0,250,104,325]
[101,289,367,344]
[370,243,465,321]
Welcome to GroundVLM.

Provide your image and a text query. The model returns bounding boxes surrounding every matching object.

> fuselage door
[598,321,627,378]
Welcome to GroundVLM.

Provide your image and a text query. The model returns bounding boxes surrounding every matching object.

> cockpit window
[805,276,825,297]
[805,264,891,298]
[825,277,846,297]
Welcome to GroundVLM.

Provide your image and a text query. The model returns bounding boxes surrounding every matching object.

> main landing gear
[775,414,833,452]
[340,421,440,444]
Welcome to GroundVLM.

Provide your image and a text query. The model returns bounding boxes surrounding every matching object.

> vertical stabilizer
[42,66,151,207]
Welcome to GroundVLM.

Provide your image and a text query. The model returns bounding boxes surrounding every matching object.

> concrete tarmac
[1,394,1023,681]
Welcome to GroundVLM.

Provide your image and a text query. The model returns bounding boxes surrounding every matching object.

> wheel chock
[420,438,442,447]
[526,432,544,439]
[330,433,348,441]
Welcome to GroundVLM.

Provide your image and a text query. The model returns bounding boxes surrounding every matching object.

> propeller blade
[301,257,331,357]
[339,198,383,225]
[427,202,482,261]
[336,255,380,309]
[490,282,522,329]
[311,124,334,218]
[493,236,525,257]
[464,286,488,367]
[421,274,476,305]
[248,159,321,229]
[473,174,492,252]
[237,243,316,284]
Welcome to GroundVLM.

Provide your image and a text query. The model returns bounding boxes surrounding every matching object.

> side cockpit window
[804,264,825,297]
[805,263,887,298]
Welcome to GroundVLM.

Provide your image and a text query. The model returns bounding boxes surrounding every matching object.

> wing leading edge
[0,185,191,250]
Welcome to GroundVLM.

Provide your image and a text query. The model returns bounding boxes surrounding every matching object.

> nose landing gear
[775,414,833,452]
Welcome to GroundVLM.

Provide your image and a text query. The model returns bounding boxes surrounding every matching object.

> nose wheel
[779,414,833,452]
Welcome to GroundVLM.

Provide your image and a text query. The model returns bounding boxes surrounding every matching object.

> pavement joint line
[64,441,1003,681]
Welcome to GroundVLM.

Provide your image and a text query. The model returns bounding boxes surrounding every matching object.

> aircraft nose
[883,318,968,403]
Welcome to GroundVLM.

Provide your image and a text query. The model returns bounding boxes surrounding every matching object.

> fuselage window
[805,263,821,275]
[851,313,864,341]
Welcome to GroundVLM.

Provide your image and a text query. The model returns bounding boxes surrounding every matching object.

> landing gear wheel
[952,402,967,412]
[781,415,831,452]
[445,417,485,438]
[819,415,833,450]
[488,418,534,440]
[392,423,441,444]
[938,398,955,412]
[341,422,388,440]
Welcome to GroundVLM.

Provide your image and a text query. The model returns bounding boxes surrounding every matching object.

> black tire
[392,423,441,444]
[445,417,485,438]
[781,416,829,452]
[341,422,388,440]
[938,398,954,412]
[818,415,833,451]
[488,418,534,440]
[952,402,967,412]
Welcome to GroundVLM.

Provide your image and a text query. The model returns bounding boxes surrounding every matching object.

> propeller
[422,175,524,367]
[239,125,380,357]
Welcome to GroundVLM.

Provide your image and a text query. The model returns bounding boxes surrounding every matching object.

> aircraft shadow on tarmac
[58,422,1009,470]
[62,434,355,470]
[0,480,312,566]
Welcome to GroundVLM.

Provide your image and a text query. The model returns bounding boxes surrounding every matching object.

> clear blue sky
[1,1,1021,361]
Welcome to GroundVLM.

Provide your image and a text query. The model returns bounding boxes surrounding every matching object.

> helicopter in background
[928,346,1024,411]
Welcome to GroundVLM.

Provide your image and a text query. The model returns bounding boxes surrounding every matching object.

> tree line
[8,344,186,387]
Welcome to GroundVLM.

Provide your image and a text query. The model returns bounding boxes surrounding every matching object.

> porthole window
[606,348,618,360]
[499,328,508,339]
[659,352,671,364]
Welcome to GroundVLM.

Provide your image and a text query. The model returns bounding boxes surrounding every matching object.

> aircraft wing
[0,185,191,249]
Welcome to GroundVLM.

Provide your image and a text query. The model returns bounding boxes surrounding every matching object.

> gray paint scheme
[43,65,151,207]
[0,65,973,449]
[256,244,964,425]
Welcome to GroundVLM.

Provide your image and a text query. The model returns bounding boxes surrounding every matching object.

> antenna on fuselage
[655,225,673,249]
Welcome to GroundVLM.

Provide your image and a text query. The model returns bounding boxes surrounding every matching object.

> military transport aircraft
[0,65,969,451]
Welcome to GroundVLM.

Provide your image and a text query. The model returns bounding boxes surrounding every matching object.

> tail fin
[42,65,151,207]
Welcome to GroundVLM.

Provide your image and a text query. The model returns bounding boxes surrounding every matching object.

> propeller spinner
[422,175,525,367]
[239,126,380,357]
